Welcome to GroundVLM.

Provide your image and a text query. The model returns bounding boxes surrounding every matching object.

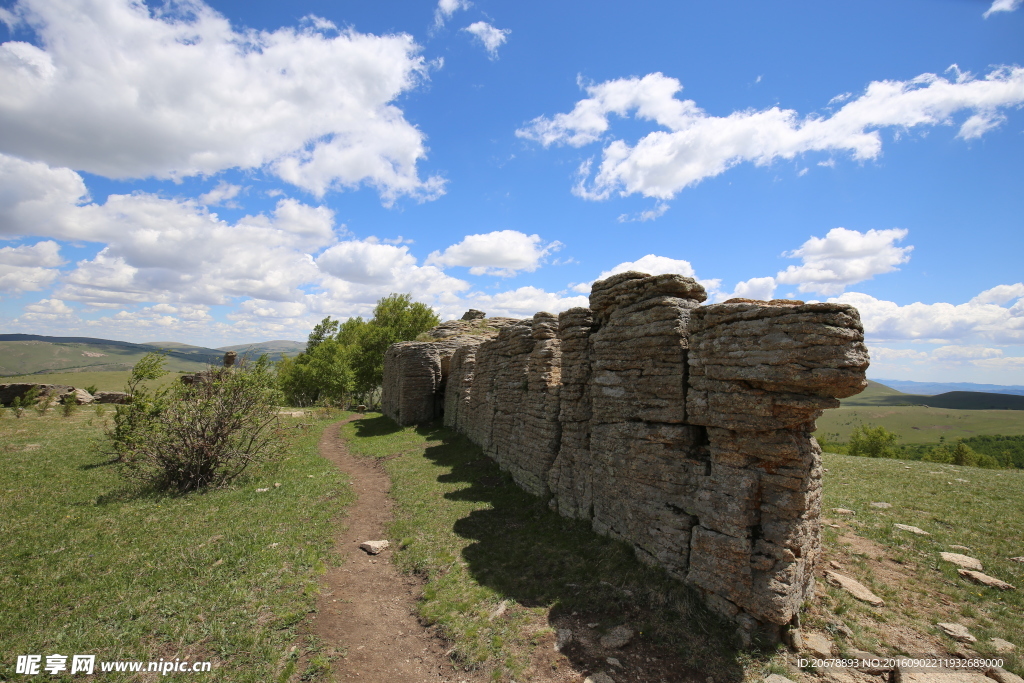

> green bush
[109,353,284,492]
[847,424,899,458]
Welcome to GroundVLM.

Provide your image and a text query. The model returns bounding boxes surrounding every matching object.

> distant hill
[0,334,220,376]
[842,379,1024,410]
[871,378,1024,397]
[218,340,304,361]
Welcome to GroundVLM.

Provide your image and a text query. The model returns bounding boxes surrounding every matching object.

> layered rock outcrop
[382,272,869,638]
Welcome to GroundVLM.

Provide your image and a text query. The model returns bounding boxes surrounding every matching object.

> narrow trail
[310,418,488,683]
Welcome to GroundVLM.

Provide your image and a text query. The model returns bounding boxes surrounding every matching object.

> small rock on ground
[1009,556,1024,564]
[870,502,892,509]
[554,628,572,652]
[958,569,1015,591]
[937,622,976,643]
[599,625,633,649]
[833,508,856,515]
[584,673,615,683]
[825,570,885,607]
[358,540,390,555]
[894,523,930,536]
[988,670,1024,683]
[803,632,833,658]
[990,637,1016,654]
[949,545,971,551]
[939,552,983,571]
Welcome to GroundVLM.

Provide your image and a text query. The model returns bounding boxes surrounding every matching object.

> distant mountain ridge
[871,378,1024,397]
[0,334,303,376]
[842,379,1024,410]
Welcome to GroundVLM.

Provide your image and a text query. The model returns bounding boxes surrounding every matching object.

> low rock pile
[382,271,870,640]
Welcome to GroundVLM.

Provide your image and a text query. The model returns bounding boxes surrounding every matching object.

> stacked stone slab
[381,274,869,637]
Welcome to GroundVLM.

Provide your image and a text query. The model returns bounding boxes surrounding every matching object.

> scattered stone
[847,650,888,674]
[955,478,969,483]
[803,632,833,658]
[949,545,971,551]
[870,502,892,509]
[988,669,1024,683]
[764,676,796,683]
[93,390,129,404]
[554,628,572,651]
[599,625,633,649]
[1009,557,1024,564]
[829,560,844,570]
[937,622,976,643]
[359,540,390,555]
[939,552,983,571]
[825,571,885,607]
[833,508,856,515]
[829,524,842,528]
[958,569,1015,591]
[895,672,991,682]
[783,627,803,651]
[990,638,1016,654]
[904,466,911,469]
[894,523,930,536]
[584,674,615,683]
[606,657,622,668]
[255,487,270,493]
[488,601,508,621]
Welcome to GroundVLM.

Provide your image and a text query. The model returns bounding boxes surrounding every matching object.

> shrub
[60,393,77,418]
[84,384,99,395]
[109,353,284,492]
[847,424,899,459]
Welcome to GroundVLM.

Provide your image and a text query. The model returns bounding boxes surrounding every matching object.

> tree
[110,353,283,492]
[350,294,440,398]
[847,424,899,459]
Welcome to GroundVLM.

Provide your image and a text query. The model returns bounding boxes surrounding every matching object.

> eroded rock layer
[381,272,869,635]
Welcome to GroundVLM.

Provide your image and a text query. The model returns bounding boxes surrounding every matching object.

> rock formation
[381,271,869,640]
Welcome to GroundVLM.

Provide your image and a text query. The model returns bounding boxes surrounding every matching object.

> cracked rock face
[382,272,869,633]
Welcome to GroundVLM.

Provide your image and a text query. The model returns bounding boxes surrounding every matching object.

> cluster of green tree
[276,293,439,408]
[817,426,1022,469]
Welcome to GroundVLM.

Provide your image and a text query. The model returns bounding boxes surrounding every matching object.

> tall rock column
[685,301,869,629]
[584,272,709,577]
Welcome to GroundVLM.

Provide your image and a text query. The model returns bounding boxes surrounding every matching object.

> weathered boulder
[0,383,76,406]
[93,391,129,404]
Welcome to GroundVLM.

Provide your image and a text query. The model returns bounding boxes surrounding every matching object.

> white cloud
[316,240,419,285]
[617,201,670,223]
[970,283,1024,305]
[595,254,697,281]
[198,182,242,208]
[0,239,64,293]
[433,0,471,28]
[931,345,1003,360]
[867,346,929,361]
[0,0,443,203]
[20,297,74,320]
[517,67,1024,200]
[462,21,510,59]
[984,0,1021,18]
[725,276,778,301]
[458,286,589,319]
[831,288,1024,344]
[776,227,912,296]
[425,230,560,276]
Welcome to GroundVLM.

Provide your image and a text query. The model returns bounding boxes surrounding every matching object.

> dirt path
[310,418,488,683]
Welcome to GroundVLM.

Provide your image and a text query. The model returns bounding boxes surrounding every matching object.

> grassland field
[0,405,353,683]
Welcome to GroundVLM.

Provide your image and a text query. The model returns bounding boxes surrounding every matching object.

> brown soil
[308,418,489,683]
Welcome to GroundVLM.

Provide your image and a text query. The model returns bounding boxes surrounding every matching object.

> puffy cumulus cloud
[457,286,589,319]
[931,345,1003,360]
[433,0,471,28]
[831,285,1024,344]
[776,227,912,296]
[0,0,444,203]
[516,67,1024,200]
[984,0,1021,18]
[198,182,242,208]
[0,239,64,293]
[316,240,418,285]
[16,297,76,324]
[462,21,510,59]
[425,230,561,276]
[970,283,1024,305]
[595,254,697,281]
[725,276,778,302]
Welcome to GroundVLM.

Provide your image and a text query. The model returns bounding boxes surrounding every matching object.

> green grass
[342,416,769,682]
[0,370,187,393]
[0,408,354,682]
[819,452,1023,674]
[0,340,218,377]
[817,405,1024,444]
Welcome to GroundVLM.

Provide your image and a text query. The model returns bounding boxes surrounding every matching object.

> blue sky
[0,0,1022,383]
